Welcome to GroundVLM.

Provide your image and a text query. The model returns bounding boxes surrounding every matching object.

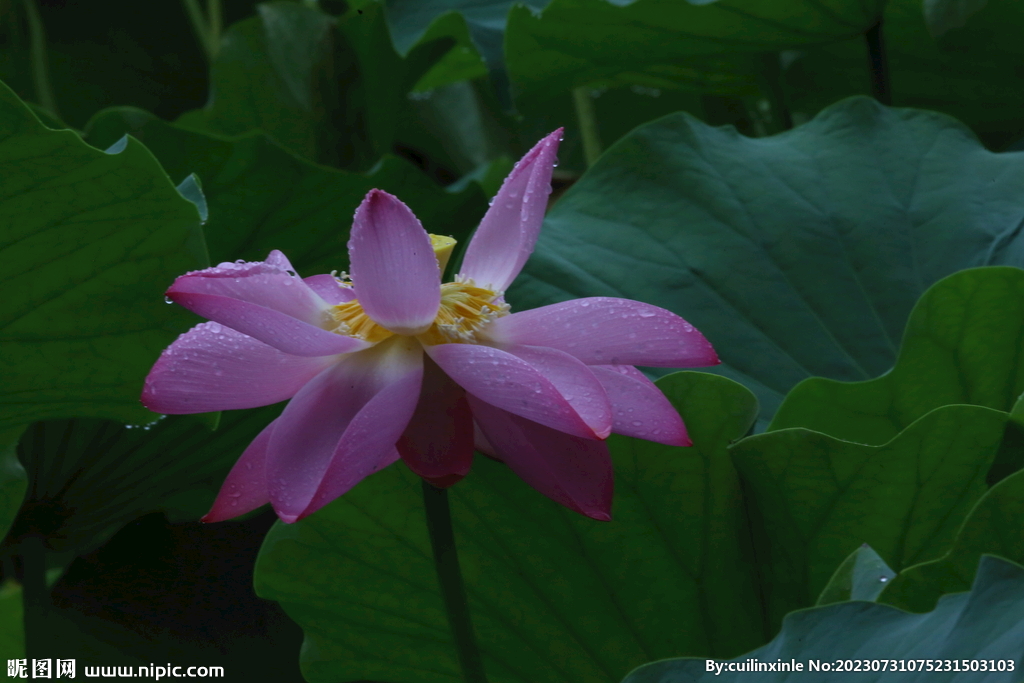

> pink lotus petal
[141,322,336,414]
[304,274,355,305]
[168,259,367,357]
[397,356,474,488]
[202,418,275,523]
[484,297,719,367]
[428,342,599,439]
[503,344,612,438]
[265,249,295,272]
[266,338,423,522]
[473,422,500,460]
[590,365,690,446]
[459,129,562,292]
[348,190,441,334]
[469,396,613,520]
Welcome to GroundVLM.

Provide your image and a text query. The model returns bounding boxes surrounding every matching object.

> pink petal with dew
[266,337,423,523]
[459,129,562,292]
[469,396,613,521]
[202,418,276,523]
[397,356,474,488]
[427,342,599,439]
[304,274,355,305]
[348,190,441,334]
[590,365,690,446]
[503,344,612,438]
[141,322,336,414]
[168,258,367,357]
[484,297,719,367]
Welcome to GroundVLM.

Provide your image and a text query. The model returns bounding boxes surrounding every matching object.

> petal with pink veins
[266,337,423,522]
[459,129,562,292]
[168,259,367,357]
[427,342,599,439]
[141,322,336,414]
[469,396,613,521]
[397,356,474,488]
[304,274,355,305]
[202,418,276,523]
[502,344,612,438]
[590,365,690,446]
[348,190,441,335]
[483,297,719,368]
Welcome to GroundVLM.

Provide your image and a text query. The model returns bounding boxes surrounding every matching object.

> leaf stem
[207,0,222,58]
[865,19,891,106]
[759,52,792,133]
[572,86,602,168]
[20,535,48,658]
[21,0,58,119]
[422,481,488,683]
[183,0,213,62]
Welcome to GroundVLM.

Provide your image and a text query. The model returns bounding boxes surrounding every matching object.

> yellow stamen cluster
[324,234,508,347]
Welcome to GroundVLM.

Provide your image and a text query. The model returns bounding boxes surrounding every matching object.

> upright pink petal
[590,365,690,446]
[266,337,423,522]
[459,129,562,292]
[202,418,276,523]
[483,297,719,367]
[469,397,613,521]
[168,259,368,357]
[428,342,599,439]
[503,345,612,438]
[348,190,441,335]
[141,322,336,414]
[397,356,474,488]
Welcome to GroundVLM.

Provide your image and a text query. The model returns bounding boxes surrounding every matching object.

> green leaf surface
[881,467,1024,613]
[622,555,1024,683]
[785,0,1024,149]
[771,267,1024,444]
[816,544,896,606]
[0,80,205,432]
[508,97,1024,426]
[7,407,278,555]
[0,580,24,659]
[85,107,487,274]
[255,372,768,683]
[177,2,336,164]
[730,404,1008,628]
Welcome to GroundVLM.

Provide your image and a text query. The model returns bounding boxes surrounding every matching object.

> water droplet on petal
[638,309,656,318]
[164,296,174,304]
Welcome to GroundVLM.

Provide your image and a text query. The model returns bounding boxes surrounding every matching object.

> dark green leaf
[0,80,205,433]
[622,555,1024,683]
[881,467,1024,613]
[771,268,1024,444]
[731,405,1007,628]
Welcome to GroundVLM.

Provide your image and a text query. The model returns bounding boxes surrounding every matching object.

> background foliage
[2,0,1024,680]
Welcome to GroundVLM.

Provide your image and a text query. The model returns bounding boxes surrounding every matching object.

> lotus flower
[142,130,718,523]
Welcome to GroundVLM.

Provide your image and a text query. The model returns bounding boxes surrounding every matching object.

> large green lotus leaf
[179,2,457,169]
[785,0,1024,149]
[255,372,769,683]
[6,407,278,556]
[85,107,487,275]
[622,555,1024,683]
[881,467,1024,613]
[0,80,205,433]
[504,0,873,106]
[771,268,1024,444]
[730,404,1008,629]
[508,97,1024,426]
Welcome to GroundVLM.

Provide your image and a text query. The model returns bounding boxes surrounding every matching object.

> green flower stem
[865,19,891,106]
[207,0,222,58]
[759,52,792,133]
[573,86,603,168]
[183,0,213,62]
[422,481,488,683]
[21,0,58,119]
[20,535,48,659]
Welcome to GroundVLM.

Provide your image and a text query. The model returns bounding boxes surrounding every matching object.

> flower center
[419,278,510,345]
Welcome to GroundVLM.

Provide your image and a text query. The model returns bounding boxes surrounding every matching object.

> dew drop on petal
[164,296,174,305]
[638,309,656,318]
